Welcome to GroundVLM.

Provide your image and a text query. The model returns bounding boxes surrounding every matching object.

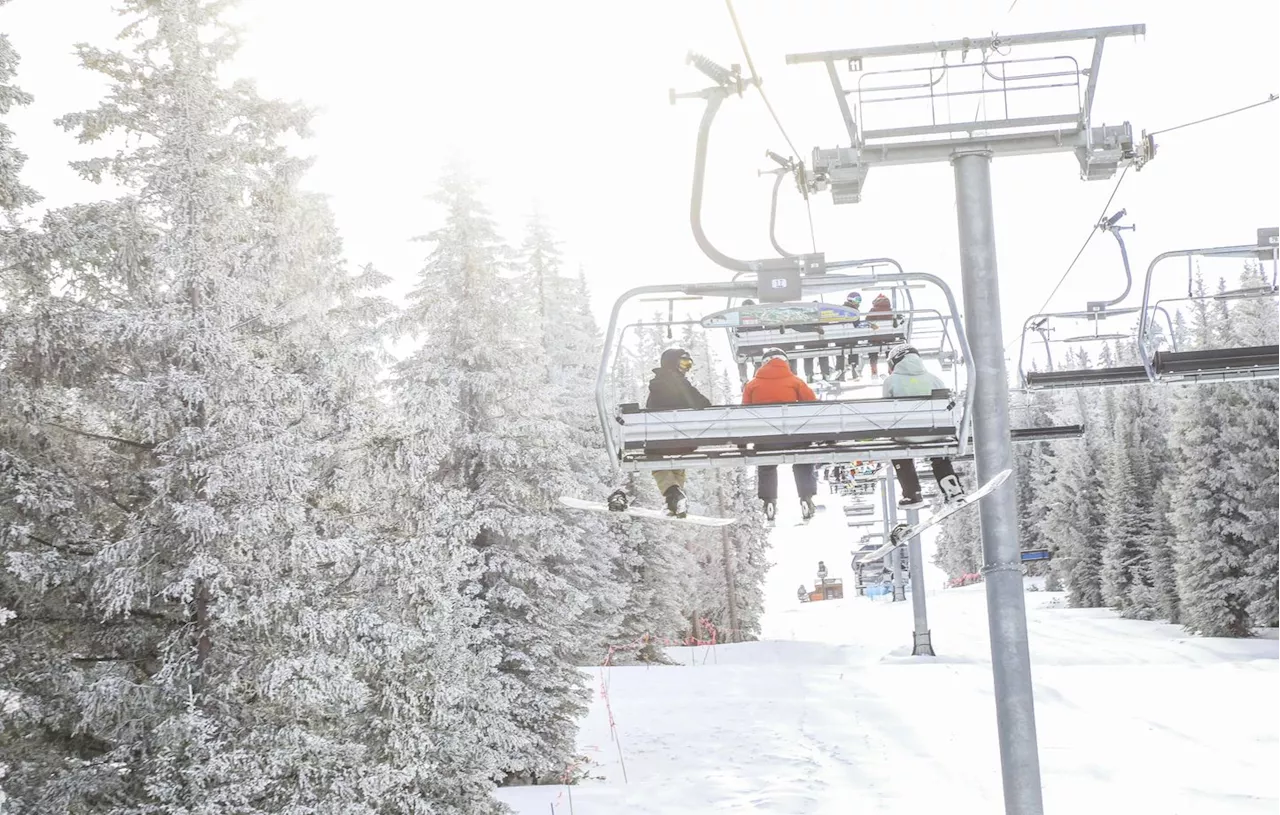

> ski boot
[800,497,816,522]
[762,499,777,523]
[663,486,688,518]
[938,474,966,504]
[897,493,925,510]
[606,489,630,512]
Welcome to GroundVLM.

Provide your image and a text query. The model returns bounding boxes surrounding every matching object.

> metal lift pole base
[912,629,936,657]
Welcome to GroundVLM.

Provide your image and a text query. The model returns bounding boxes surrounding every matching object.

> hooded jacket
[647,348,712,411]
[743,357,817,405]
[867,294,897,326]
[882,352,946,398]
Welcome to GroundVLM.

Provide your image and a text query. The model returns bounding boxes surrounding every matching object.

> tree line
[0,3,769,812]
[935,267,1278,638]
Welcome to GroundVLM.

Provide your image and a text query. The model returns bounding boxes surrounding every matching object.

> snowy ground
[499,476,1279,814]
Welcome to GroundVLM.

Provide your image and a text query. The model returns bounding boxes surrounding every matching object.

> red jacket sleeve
[742,379,757,405]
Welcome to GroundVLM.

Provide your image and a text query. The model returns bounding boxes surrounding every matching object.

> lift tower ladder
[786,26,1150,815]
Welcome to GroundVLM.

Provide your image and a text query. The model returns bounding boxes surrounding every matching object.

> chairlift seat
[614,391,959,470]
[731,322,908,362]
[1024,346,1278,390]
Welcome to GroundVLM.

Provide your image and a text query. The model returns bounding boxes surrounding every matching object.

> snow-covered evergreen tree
[1169,273,1259,636]
[1227,264,1279,627]
[392,161,593,785]
[1035,351,1106,606]
[515,214,631,664]
[0,18,43,811]
[1100,417,1151,616]
[1,4,513,811]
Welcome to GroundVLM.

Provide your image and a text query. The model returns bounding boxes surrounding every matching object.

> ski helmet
[844,291,862,307]
[887,345,919,370]
[762,347,788,362]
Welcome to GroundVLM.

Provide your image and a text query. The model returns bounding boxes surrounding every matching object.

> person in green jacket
[882,345,965,509]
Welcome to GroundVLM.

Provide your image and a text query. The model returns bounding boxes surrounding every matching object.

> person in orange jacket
[743,347,819,522]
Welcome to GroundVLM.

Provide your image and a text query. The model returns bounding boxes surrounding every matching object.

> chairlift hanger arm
[673,52,765,273]
[765,164,800,259]
[1088,209,1136,311]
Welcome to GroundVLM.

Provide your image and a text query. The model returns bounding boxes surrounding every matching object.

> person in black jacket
[646,348,711,517]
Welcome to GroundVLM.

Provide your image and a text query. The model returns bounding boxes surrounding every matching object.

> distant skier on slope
[646,348,711,517]
[743,347,819,522]
[882,345,965,509]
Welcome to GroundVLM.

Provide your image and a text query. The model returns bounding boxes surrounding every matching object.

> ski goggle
[678,356,693,372]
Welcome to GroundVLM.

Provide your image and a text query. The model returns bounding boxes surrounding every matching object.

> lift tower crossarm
[784,24,1146,64]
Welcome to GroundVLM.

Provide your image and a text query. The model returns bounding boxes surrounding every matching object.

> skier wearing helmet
[835,291,866,381]
[645,348,711,517]
[882,345,965,508]
[743,347,820,522]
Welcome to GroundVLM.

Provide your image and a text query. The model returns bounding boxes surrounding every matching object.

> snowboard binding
[890,523,912,546]
[606,489,630,513]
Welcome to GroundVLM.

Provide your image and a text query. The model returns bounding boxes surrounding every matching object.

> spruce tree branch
[21,533,96,557]
[39,420,155,451]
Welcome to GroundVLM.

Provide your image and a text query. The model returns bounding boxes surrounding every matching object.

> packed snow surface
[499,481,1279,814]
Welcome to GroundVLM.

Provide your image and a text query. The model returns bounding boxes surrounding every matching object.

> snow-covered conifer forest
[0,4,770,811]
[934,267,1278,636]
[0,1,1275,813]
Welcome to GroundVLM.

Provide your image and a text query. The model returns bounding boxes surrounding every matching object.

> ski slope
[499,474,1279,814]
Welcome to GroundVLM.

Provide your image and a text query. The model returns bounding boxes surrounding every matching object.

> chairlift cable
[724,0,818,253]
[1147,94,1278,138]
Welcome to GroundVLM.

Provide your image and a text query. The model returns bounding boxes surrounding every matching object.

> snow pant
[802,355,832,381]
[868,351,880,375]
[652,469,686,494]
[892,457,956,499]
[757,463,817,501]
[835,350,861,379]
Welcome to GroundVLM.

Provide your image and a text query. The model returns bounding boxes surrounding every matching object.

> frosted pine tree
[2,3,512,811]
[0,19,45,811]
[1169,273,1257,636]
[1100,418,1151,616]
[516,217,629,661]
[393,162,591,785]
[1228,264,1279,627]
[1011,387,1057,567]
[1035,351,1106,606]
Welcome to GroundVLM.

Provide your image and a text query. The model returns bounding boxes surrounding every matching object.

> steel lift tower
[786,25,1154,815]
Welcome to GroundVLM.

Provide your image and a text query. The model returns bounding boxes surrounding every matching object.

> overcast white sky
[4,0,1277,374]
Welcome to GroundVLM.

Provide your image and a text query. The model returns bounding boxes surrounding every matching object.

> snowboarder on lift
[883,344,966,509]
[742,347,819,522]
[641,348,711,518]
[833,291,866,381]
